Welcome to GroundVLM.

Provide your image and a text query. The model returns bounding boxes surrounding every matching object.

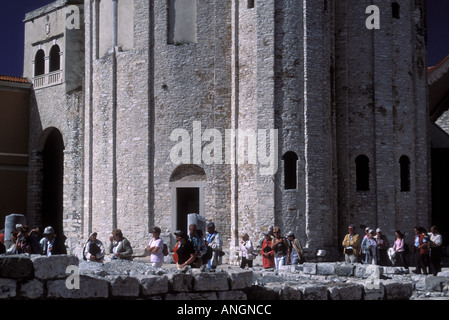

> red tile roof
[428,54,449,75]
[0,75,30,84]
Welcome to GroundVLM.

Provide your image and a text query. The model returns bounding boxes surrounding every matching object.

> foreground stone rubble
[0,255,448,300]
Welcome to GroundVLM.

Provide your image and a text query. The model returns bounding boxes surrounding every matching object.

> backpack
[163,243,169,256]
[403,242,410,256]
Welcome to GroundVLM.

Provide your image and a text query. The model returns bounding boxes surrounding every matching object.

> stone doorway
[41,128,64,236]
[176,187,199,233]
[169,164,207,235]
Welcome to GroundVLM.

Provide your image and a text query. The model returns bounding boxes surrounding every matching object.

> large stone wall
[21,0,431,263]
[1,255,448,300]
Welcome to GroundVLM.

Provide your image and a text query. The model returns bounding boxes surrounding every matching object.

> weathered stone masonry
[23,0,430,260]
[1,255,448,300]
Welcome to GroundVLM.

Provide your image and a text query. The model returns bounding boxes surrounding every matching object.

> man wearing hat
[43,226,67,256]
[342,224,361,263]
[286,231,304,264]
[205,222,223,270]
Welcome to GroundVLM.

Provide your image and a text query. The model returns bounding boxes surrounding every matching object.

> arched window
[392,2,400,19]
[399,155,410,192]
[282,151,298,190]
[49,45,61,72]
[34,49,45,76]
[355,155,370,191]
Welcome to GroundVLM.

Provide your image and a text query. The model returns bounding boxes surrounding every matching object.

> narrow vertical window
[34,49,45,76]
[355,155,370,191]
[248,0,255,9]
[400,155,410,192]
[49,45,61,72]
[282,151,298,190]
[168,0,197,45]
[392,2,400,19]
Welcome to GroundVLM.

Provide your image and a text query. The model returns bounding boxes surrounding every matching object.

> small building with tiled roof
[0,75,31,85]
[0,75,32,220]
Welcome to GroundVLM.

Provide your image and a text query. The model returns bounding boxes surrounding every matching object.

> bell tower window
[49,45,61,72]
[34,49,45,77]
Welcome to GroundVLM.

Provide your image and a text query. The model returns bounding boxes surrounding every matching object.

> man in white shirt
[429,226,443,276]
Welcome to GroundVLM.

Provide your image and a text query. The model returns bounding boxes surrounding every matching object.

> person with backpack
[392,230,409,268]
[83,232,105,262]
[188,224,207,268]
[205,222,223,271]
[412,226,429,275]
[146,226,165,268]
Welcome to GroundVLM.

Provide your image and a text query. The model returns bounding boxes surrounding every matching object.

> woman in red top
[261,232,275,269]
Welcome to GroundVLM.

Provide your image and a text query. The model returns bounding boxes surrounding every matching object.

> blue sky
[0,0,448,77]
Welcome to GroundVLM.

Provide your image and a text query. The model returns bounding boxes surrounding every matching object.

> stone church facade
[22,0,430,260]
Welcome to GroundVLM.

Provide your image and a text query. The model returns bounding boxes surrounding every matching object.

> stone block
[193,271,229,292]
[302,263,317,275]
[327,282,363,300]
[437,270,449,277]
[107,275,140,297]
[424,276,449,292]
[0,278,16,299]
[382,280,413,300]
[167,272,194,292]
[412,274,427,291]
[102,259,155,276]
[20,279,44,299]
[217,290,247,300]
[335,263,355,277]
[47,275,109,299]
[317,263,336,275]
[279,283,302,300]
[139,275,169,296]
[297,284,328,300]
[383,267,409,275]
[165,292,218,300]
[0,255,34,279]
[226,270,253,290]
[362,280,385,300]
[247,285,280,300]
[32,255,79,280]
[355,264,383,279]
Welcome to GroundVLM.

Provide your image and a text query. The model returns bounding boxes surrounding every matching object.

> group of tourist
[257,226,305,270]
[0,224,66,256]
[81,222,305,271]
[82,222,224,272]
[342,224,444,276]
[1,221,444,276]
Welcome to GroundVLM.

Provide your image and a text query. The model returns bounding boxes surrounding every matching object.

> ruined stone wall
[1,255,448,300]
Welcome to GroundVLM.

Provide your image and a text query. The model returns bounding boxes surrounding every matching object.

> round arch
[34,49,45,77]
[169,164,207,235]
[40,128,65,237]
